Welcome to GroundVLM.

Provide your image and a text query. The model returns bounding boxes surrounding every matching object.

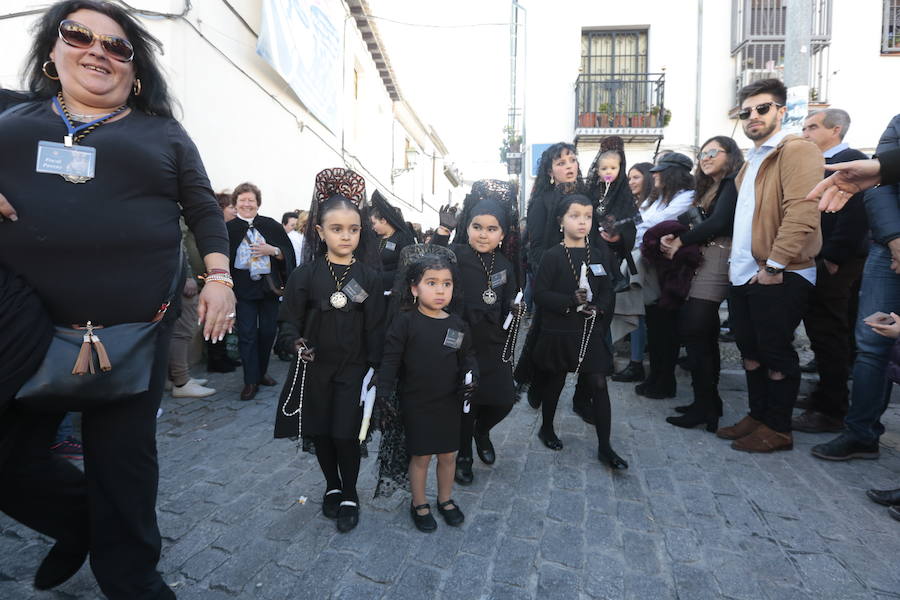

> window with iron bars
[731,0,832,104]
[885,0,900,53]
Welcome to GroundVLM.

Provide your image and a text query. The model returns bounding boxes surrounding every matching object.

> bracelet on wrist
[207,268,230,276]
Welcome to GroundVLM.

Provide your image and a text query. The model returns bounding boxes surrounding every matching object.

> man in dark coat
[795,109,869,433]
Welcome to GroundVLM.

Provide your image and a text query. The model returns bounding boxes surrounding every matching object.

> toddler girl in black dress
[274,169,385,533]
[531,194,628,469]
[376,254,478,532]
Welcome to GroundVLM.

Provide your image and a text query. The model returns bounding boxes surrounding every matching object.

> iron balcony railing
[574,73,666,130]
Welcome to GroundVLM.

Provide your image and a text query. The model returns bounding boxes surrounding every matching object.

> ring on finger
[226,312,236,319]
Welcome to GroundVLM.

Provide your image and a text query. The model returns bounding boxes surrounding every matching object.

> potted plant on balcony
[596,103,610,128]
[499,126,523,163]
[649,106,672,128]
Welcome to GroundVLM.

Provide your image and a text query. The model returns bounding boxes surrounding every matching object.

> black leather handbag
[15,257,181,411]
[678,206,708,229]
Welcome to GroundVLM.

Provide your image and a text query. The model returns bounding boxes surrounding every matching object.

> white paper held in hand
[463,370,473,413]
[503,290,524,330]
[358,367,376,441]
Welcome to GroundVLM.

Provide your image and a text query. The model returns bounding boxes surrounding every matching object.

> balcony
[574,73,666,143]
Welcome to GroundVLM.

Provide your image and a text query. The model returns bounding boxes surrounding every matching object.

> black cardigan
[678,175,738,246]
[819,148,870,264]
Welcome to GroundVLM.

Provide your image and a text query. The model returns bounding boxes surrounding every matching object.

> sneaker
[166,377,209,391]
[171,381,217,398]
[50,437,83,460]
[811,433,880,461]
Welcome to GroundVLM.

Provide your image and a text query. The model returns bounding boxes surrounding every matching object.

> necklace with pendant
[326,255,355,308]
[476,249,498,305]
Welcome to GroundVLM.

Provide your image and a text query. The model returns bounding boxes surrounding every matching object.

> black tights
[458,404,513,459]
[535,371,613,450]
[312,435,361,503]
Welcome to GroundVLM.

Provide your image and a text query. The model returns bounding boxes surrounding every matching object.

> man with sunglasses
[792,109,869,435]
[716,78,824,453]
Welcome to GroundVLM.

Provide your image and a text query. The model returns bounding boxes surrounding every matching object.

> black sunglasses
[698,148,726,160]
[738,102,783,121]
[58,19,134,63]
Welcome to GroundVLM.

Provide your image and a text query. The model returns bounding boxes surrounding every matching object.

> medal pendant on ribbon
[330,291,349,309]
[482,289,497,305]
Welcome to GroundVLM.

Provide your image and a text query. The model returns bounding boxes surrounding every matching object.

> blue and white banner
[257,0,344,133]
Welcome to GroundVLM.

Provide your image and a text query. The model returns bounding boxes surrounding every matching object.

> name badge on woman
[384,241,396,251]
[490,270,507,288]
[589,264,607,277]
[36,141,96,184]
[342,279,369,303]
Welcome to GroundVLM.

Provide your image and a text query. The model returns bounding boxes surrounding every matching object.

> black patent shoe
[538,428,563,451]
[455,456,474,485]
[336,501,359,533]
[410,502,437,532]
[474,431,496,464]
[34,542,89,590]
[322,489,342,519]
[598,447,629,470]
[666,413,719,432]
[611,361,645,383]
[867,488,900,507]
[437,499,465,526]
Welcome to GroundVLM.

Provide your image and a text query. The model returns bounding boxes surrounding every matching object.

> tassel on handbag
[72,321,112,375]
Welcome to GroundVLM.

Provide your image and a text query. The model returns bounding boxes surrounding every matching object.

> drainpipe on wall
[694,0,703,151]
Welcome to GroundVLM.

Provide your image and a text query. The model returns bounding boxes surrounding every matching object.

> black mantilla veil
[585,136,637,224]
[373,246,459,498]
[302,168,380,270]
[453,179,523,287]
[371,190,415,240]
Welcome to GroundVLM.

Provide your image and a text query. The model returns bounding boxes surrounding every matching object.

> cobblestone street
[2,345,900,600]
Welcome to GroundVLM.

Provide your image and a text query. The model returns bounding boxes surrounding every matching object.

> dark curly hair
[649,166,695,207]
[528,142,584,208]
[25,0,175,118]
[398,254,458,312]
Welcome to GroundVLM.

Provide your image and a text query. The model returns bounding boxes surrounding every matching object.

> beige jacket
[734,134,824,271]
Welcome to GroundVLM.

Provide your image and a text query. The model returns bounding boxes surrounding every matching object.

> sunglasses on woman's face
[58,20,134,63]
[737,102,783,121]
[698,148,725,160]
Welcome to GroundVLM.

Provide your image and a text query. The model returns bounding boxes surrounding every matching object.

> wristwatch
[764,265,783,275]
[273,247,281,257]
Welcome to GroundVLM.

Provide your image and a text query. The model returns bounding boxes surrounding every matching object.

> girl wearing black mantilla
[532,194,627,469]
[274,168,384,534]
[433,179,524,485]
[370,190,417,293]
[376,254,478,532]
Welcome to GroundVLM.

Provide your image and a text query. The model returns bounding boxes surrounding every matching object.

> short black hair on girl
[399,254,457,311]
[554,193,593,223]
[25,0,175,118]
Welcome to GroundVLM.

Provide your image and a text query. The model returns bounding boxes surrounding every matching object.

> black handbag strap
[152,246,185,323]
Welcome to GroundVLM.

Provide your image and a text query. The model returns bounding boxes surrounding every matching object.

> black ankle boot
[612,361,645,382]
[666,412,719,432]
[674,403,695,414]
[34,542,89,590]
[455,456,474,484]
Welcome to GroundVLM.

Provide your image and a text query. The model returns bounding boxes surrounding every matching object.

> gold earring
[42,60,59,81]
[132,78,142,96]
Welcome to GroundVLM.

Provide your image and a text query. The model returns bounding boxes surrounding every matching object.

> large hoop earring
[132,78,142,96]
[42,60,59,81]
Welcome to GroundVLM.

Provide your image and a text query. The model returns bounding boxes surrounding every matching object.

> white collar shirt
[635,189,695,248]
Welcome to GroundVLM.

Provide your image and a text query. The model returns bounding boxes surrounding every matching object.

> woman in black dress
[532,194,627,469]
[227,181,295,401]
[274,168,384,534]
[370,190,416,292]
[433,180,523,485]
[377,254,478,532]
[0,2,234,597]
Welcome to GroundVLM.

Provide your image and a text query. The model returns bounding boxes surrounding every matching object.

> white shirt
[635,189,695,248]
[288,230,305,267]
[730,130,816,286]
[822,142,849,159]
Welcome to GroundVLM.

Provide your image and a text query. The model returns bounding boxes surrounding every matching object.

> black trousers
[644,303,680,393]
[804,257,865,419]
[235,296,279,385]
[0,323,174,600]
[729,273,812,432]
[678,297,723,415]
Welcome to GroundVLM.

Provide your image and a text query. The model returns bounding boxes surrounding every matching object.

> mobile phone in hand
[864,311,894,325]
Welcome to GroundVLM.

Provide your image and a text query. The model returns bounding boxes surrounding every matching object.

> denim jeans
[845,244,900,443]
[630,315,646,362]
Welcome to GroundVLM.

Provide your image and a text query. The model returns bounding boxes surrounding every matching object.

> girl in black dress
[274,168,384,534]
[532,194,628,469]
[376,255,478,532]
[370,190,417,292]
[433,180,524,485]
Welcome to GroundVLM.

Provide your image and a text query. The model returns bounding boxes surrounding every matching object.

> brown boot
[716,415,761,440]
[791,410,844,433]
[731,424,793,453]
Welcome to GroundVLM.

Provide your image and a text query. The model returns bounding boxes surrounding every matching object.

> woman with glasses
[659,137,744,431]
[0,2,234,597]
